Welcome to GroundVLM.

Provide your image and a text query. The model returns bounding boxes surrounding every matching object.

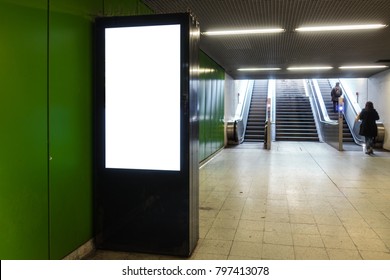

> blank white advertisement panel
[105,24,181,171]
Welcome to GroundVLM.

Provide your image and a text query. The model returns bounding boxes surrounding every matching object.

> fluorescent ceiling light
[202,28,284,36]
[238,67,281,71]
[339,65,388,69]
[287,66,333,70]
[295,24,387,32]
[192,68,216,73]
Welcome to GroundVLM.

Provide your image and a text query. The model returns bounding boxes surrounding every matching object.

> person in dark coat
[358,101,380,155]
[331,82,343,112]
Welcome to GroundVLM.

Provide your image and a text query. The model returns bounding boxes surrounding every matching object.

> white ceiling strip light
[287,66,333,70]
[295,24,387,32]
[203,28,285,36]
[339,65,388,69]
[237,68,281,71]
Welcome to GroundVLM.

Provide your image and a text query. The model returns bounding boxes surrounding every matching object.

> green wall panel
[48,0,102,260]
[0,0,49,259]
[198,80,206,161]
[48,0,151,260]
[0,0,222,259]
[198,52,225,162]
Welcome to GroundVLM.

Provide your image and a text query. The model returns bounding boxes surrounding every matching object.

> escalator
[244,80,268,142]
[275,80,319,141]
[317,79,354,142]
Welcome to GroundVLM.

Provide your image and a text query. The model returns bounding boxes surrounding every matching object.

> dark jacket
[331,86,342,101]
[359,108,380,137]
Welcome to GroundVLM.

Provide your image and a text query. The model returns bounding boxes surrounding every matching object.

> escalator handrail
[309,79,337,125]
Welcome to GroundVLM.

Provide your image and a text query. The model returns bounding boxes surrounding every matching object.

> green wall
[48,0,102,260]
[0,0,152,260]
[199,52,225,162]
[0,0,49,259]
[0,0,224,259]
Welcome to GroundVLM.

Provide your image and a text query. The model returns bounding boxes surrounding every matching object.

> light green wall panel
[0,0,49,259]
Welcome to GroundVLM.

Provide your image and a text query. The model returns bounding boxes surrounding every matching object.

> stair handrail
[309,79,337,124]
[237,80,254,134]
[338,80,364,145]
[336,79,385,147]
[229,80,254,144]
[307,79,340,149]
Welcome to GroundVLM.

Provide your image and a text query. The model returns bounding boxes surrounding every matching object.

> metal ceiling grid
[142,0,390,79]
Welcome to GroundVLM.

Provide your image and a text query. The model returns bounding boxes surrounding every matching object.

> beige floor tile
[346,226,380,239]
[87,142,390,260]
[314,214,342,225]
[216,209,242,220]
[195,239,232,256]
[90,250,132,260]
[264,212,290,222]
[293,234,324,247]
[317,224,349,236]
[291,223,320,235]
[265,222,291,233]
[200,208,219,219]
[212,218,240,229]
[326,248,362,260]
[373,228,390,239]
[229,241,262,258]
[266,206,289,214]
[228,255,260,260]
[342,219,371,230]
[243,198,267,210]
[359,250,390,260]
[205,227,236,241]
[263,231,293,246]
[289,214,315,224]
[266,199,289,207]
[238,219,265,231]
[261,244,295,260]
[381,239,390,249]
[364,217,390,228]
[241,210,266,221]
[221,198,246,211]
[200,217,214,227]
[234,229,264,242]
[351,237,389,252]
[294,246,329,260]
[322,235,356,250]
[193,253,228,260]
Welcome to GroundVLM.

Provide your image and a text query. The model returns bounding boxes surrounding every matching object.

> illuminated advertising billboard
[103,24,181,171]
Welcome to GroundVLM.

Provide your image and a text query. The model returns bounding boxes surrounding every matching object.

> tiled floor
[90,142,390,260]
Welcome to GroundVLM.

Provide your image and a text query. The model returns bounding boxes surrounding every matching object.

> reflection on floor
[89,142,390,260]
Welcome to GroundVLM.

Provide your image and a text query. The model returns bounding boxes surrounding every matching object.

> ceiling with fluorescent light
[142,0,390,80]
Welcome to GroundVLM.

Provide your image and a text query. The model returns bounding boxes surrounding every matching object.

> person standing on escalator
[357,101,380,155]
[331,82,343,113]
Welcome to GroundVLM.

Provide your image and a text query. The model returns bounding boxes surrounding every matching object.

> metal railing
[226,80,254,144]
[309,78,385,150]
[307,79,340,149]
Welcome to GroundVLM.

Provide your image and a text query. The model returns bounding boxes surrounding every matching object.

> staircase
[317,79,354,142]
[244,80,268,142]
[275,80,319,141]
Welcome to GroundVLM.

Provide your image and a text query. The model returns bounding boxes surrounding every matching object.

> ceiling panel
[142,0,390,79]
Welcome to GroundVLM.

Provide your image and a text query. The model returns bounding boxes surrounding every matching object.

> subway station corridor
[90,142,390,260]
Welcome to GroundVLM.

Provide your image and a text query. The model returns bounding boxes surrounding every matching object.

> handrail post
[264,97,271,150]
[338,96,344,151]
